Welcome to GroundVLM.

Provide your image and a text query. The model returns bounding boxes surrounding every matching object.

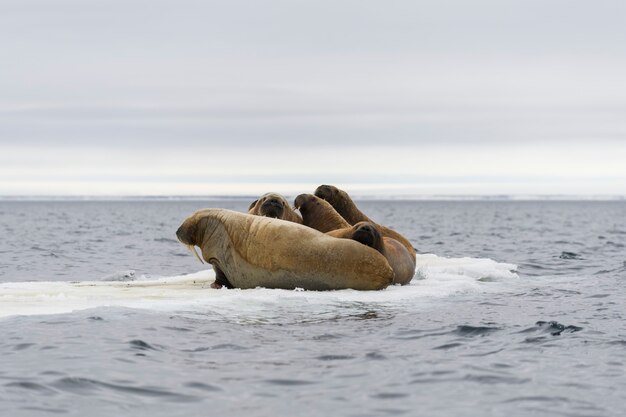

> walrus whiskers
[187,245,204,264]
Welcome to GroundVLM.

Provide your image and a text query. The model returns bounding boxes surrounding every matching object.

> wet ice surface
[1,200,626,416]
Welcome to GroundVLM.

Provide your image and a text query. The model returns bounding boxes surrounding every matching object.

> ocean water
[0,200,625,417]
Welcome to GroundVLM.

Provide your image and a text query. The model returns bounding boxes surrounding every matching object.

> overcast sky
[1,0,625,196]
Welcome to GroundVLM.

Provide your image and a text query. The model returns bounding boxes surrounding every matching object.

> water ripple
[371,392,409,399]
[504,395,572,403]
[5,381,57,395]
[182,343,249,352]
[533,321,583,336]
[365,352,387,360]
[184,381,222,392]
[264,379,316,386]
[316,355,354,361]
[464,374,530,385]
[454,325,501,337]
[433,342,463,350]
[52,376,199,401]
[128,339,159,351]
[559,251,583,260]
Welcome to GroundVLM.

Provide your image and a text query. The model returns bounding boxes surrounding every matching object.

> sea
[0,199,625,417]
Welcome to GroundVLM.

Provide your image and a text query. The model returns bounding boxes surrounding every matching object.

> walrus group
[176,185,416,291]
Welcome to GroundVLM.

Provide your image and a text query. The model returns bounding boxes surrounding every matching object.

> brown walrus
[294,193,349,233]
[248,192,302,223]
[314,184,416,260]
[327,222,416,285]
[176,208,393,290]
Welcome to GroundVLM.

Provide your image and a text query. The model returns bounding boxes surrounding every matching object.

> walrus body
[176,209,393,290]
[315,184,416,261]
[294,193,349,232]
[248,192,302,223]
[328,222,416,285]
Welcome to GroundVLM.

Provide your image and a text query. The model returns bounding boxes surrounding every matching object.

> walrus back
[208,210,394,290]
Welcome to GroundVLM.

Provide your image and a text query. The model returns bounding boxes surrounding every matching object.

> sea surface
[0,199,625,417]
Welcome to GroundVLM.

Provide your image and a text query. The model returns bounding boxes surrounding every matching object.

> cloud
[1,0,625,195]
[1,142,625,195]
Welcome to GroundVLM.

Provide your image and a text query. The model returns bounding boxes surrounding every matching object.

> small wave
[463,374,530,385]
[559,251,582,260]
[51,377,198,401]
[128,339,159,351]
[154,237,178,243]
[316,354,354,361]
[536,321,583,336]
[184,382,222,392]
[207,343,248,351]
[181,344,248,352]
[365,351,387,360]
[12,342,36,350]
[4,381,57,395]
[30,246,60,258]
[519,321,583,337]
[263,379,316,386]
[19,407,68,414]
[504,395,572,404]
[371,392,409,399]
[454,325,501,337]
[605,241,625,248]
[433,342,463,350]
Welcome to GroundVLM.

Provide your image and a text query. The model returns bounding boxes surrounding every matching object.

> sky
[1,0,625,197]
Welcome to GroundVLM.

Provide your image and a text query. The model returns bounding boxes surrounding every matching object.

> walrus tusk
[187,245,204,264]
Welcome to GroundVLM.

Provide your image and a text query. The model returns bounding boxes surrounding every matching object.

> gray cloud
[1,102,624,149]
[1,0,625,194]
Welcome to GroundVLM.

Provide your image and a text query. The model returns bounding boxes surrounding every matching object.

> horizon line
[1,194,624,202]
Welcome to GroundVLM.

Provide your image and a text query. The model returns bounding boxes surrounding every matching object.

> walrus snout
[352,222,381,249]
[266,197,282,205]
[260,198,284,218]
[176,224,192,245]
[176,219,205,264]
[358,224,373,233]
[294,194,307,210]
[262,198,283,210]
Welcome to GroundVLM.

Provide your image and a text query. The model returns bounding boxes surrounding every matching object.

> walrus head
[351,222,384,253]
[314,184,352,215]
[315,184,371,226]
[294,193,335,219]
[294,193,350,233]
[293,193,318,213]
[314,184,340,203]
[175,214,205,264]
[249,192,300,222]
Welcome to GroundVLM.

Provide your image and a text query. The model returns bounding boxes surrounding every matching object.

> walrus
[248,192,302,223]
[294,193,349,233]
[327,222,416,285]
[314,184,416,260]
[176,208,394,290]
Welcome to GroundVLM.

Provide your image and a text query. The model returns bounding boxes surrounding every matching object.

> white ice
[0,254,518,319]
